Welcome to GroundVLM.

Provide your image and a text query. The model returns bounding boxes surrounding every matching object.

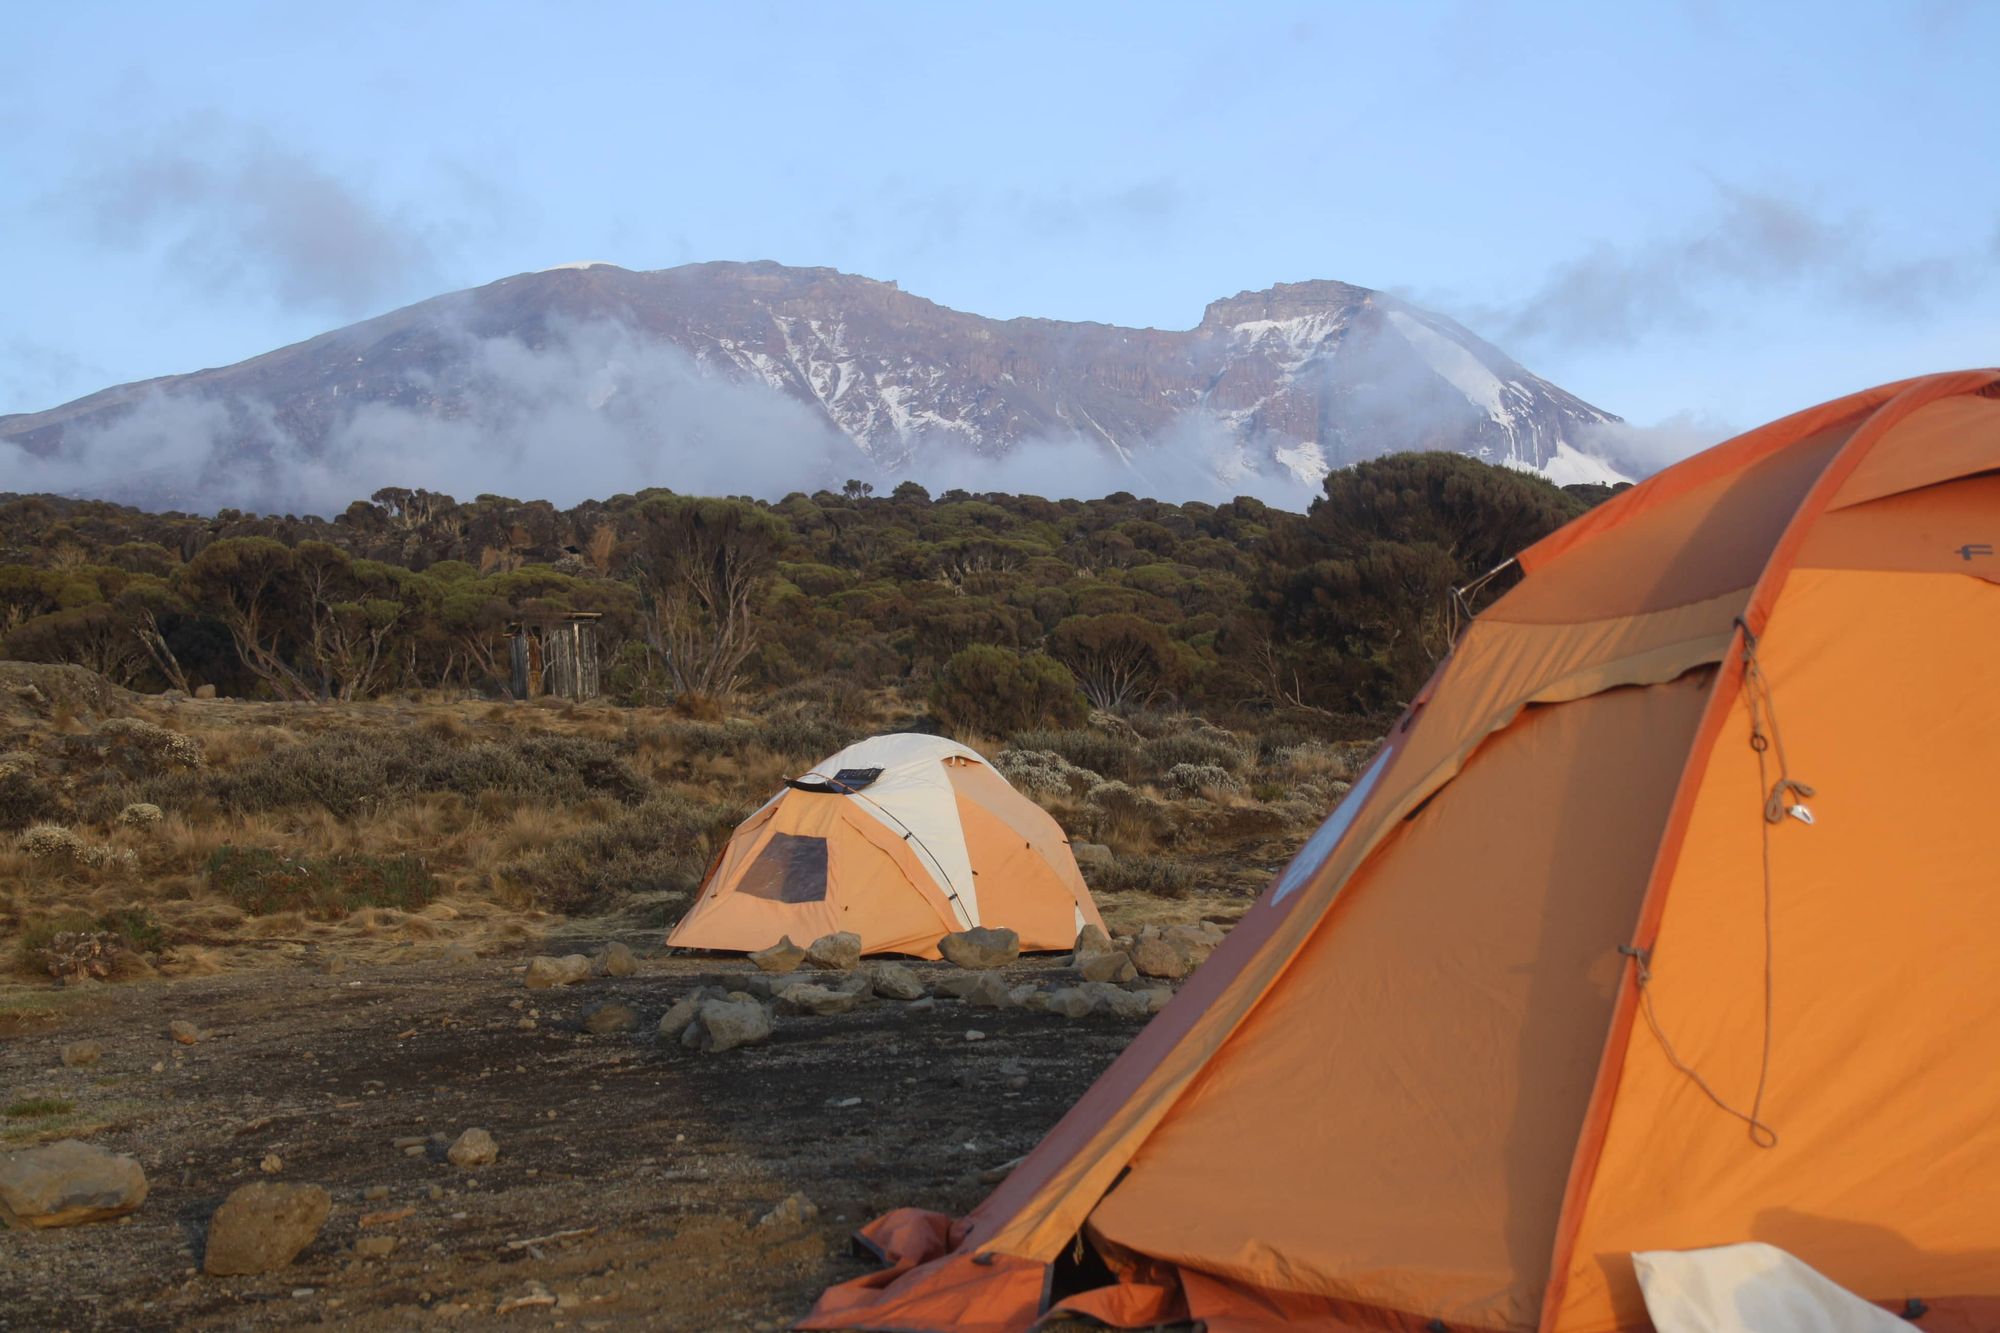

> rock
[749,937,807,973]
[363,1185,390,1201]
[804,931,862,971]
[203,1182,331,1275]
[938,927,1020,970]
[0,1140,148,1228]
[1010,984,1048,1011]
[1044,988,1094,1020]
[354,1235,398,1258]
[194,683,217,700]
[965,974,1018,1009]
[656,989,721,1042]
[867,962,926,1001]
[169,1020,200,1045]
[1164,921,1224,962]
[117,802,164,827]
[1139,984,1173,1014]
[964,1029,987,1042]
[1078,950,1137,984]
[582,1003,638,1035]
[446,1129,499,1168]
[1071,923,1115,961]
[1078,981,1153,1020]
[932,972,984,1000]
[774,984,862,1017]
[260,1154,283,1174]
[1130,932,1198,981]
[680,997,774,1053]
[756,1191,819,1230]
[522,955,592,989]
[438,942,476,964]
[594,941,638,977]
[60,1040,102,1068]
[1071,841,1115,869]
[908,996,937,1012]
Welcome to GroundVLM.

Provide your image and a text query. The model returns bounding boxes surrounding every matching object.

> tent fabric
[1633,1244,1909,1333]
[666,734,1102,960]
[800,369,2000,1333]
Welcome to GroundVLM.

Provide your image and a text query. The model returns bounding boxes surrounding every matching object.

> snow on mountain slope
[0,262,1628,511]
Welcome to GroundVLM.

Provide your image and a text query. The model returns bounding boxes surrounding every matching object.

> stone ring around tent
[666,733,1105,961]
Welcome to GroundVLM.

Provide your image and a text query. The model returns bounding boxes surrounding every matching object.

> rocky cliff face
[0,261,1625,510]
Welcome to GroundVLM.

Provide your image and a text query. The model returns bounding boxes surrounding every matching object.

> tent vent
[786,767,885,793]
[1904,1297,1929,1318]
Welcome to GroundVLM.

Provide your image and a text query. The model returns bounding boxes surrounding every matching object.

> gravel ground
[0,953,1145,1331]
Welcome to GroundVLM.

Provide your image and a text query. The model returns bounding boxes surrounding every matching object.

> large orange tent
[801,371,2000,1332]
[668,733,1102,960]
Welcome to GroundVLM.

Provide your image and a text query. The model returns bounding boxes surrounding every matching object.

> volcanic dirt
[0,952,1152,1330]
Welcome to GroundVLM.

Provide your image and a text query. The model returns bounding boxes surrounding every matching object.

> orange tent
[802,371,2000,1332]
[668,734,1102,960]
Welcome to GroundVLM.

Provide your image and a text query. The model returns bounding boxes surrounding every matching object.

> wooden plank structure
[508,612,602,700]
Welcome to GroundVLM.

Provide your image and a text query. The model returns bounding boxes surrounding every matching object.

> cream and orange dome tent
[667,733,1103,960]
[802,371,2000,1333]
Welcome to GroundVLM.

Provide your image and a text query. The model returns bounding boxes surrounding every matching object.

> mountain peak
[0,263,1625,513]
[1198,279,1379,331]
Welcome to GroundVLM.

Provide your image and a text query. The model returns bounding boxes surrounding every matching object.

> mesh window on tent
[737,833,830,903]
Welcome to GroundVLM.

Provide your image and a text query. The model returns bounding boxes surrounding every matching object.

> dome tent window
[736,833,829,904]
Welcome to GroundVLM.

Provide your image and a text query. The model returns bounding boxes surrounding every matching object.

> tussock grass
[2,676,1324,971]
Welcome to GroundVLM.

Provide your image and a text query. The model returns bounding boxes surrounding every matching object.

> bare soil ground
[0,948,1151,1332]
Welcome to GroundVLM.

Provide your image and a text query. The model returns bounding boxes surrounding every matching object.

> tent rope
[1630,619,1804,1151]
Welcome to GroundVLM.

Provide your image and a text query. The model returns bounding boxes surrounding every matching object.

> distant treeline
[0,457,1620,727]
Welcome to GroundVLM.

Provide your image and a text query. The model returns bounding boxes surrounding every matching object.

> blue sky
[3,0,1995,443]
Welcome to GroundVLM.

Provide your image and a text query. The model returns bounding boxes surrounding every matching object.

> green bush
[929,646,1087,737]
[206,845,438,919]
[14,906,166,977]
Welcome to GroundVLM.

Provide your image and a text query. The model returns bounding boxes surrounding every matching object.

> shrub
[1008,728,1140,781]
[18,823,82,861]
[502,792,747,916]
[1269,740,1363,783]
[1084,779,1165,849]
[15,906,165,980]
[993,749,1101,798]
[206,845,439,919]
[930,646,1086,737]
[96,717,204,771]
[1163,763,1241,798]
[753,710,859,763]
[1141,727,1249,775]
[0,752,58,831]
[1093,853,1196,898]
[117,802,164,827]
[145,730,647,818]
